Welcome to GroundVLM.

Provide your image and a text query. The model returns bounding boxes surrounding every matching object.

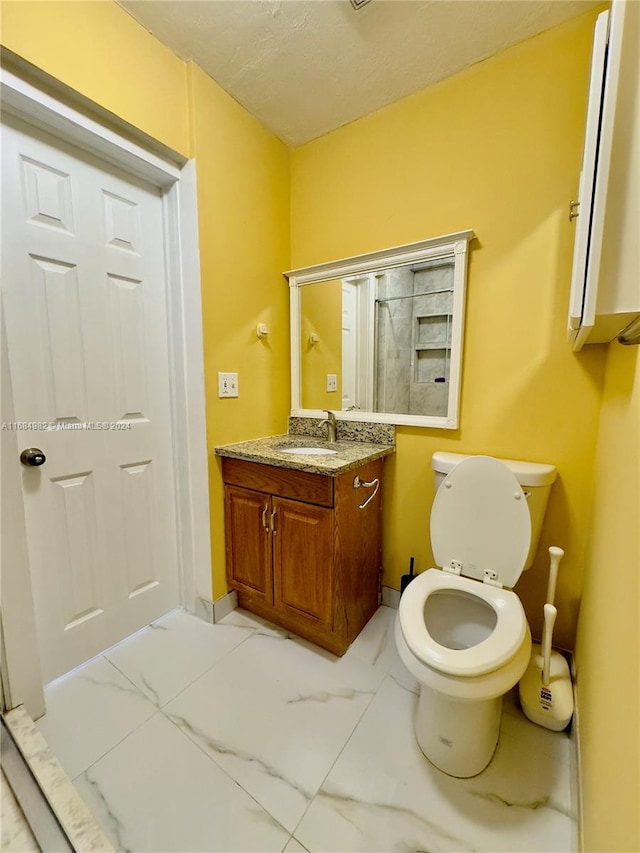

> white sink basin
[278,446,338,456]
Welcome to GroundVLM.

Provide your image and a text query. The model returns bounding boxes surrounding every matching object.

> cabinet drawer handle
[262,505,270,533]
[270,507,277,534]
[353,475,380,509]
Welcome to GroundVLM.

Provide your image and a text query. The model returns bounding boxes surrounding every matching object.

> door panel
[22,155,75,232]
[1,116,179,682]
[272,497,333,627]
[108,272,148,419]
[51,471,102,630]
[120,461,158,599]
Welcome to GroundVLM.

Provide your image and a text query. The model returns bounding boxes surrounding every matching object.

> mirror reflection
[289,231,473,428]
[301,258,455,417]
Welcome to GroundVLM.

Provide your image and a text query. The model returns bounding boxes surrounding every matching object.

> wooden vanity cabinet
[222,456,384,656]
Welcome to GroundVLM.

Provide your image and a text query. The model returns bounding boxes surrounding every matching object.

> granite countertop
[214,433,395,476]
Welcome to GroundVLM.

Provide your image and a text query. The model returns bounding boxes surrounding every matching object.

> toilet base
[415,684,502,778]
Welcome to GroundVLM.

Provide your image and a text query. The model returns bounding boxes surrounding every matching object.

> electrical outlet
[218,372,238,397]
[326,373,337,392]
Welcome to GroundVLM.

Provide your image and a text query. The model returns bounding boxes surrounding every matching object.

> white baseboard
[381,585,400,609]
[213,589,238,623]
[569,654,583,852]
[194,596,214,625]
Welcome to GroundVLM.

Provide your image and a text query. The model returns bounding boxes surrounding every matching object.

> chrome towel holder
[353,475,380,509]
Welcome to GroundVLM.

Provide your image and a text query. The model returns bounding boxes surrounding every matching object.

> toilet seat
[399,455,532,679]
[431,455,531,587]
[398,569,528,677]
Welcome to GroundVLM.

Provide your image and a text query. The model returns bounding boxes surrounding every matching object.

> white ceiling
[119,0,598,147]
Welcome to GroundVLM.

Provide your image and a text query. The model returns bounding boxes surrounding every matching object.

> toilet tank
[431,452,557,571]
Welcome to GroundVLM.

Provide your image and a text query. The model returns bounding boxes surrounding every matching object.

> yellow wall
[575,345,639,852]
[188,63,290,596]
[0,0,190,157]
[0,1,291,600]
[300,279,342,409]
[291,9,607,649]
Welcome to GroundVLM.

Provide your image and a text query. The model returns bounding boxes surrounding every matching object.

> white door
[342,281,357,410]
[1,116,179,683]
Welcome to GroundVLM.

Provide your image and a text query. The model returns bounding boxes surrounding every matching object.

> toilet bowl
[396,453,556,778]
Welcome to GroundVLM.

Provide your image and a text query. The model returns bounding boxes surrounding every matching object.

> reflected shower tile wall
[377,311,410,413]
[416,350,448,384]
[414,262,454,293]
[386,267,414,298]
[410,378,448,417]
[375,269,413,413]
[373,262,457,416]
[409,261,454,416]
[416,314,451,346]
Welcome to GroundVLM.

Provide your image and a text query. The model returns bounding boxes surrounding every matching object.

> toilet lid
[431,455,531,588]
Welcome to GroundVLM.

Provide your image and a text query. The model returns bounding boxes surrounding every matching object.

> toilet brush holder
[519,546,574,731]
[400,557,416,595]
[519,643,574,731]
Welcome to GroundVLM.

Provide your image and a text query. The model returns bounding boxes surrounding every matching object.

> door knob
[20,448,46,467]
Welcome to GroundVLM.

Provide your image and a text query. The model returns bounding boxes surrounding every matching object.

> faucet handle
[322,410,338,443]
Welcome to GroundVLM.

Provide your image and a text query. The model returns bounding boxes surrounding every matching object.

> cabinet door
[272,497,333,628]
[224,485,273,604]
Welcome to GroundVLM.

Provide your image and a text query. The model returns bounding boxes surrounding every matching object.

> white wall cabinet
[568,0,639,351]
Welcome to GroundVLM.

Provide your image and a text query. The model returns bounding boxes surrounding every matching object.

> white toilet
[395,452,557,778]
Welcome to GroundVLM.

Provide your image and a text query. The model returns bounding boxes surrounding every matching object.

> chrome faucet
[320,410,337,443]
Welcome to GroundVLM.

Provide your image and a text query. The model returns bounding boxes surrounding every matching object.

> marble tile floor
[34,606,578,853]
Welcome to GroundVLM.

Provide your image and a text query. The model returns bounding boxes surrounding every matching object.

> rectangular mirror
[286,230,474,428]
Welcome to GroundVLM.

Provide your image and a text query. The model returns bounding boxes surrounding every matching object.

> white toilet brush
[519,547,574,731]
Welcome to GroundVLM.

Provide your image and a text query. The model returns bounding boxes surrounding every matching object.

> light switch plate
[218,372,238,397]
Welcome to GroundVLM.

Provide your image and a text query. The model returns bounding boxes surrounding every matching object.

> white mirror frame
[286,230,475,429]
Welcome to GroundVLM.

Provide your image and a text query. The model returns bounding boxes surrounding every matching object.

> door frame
[0,67,212,717]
